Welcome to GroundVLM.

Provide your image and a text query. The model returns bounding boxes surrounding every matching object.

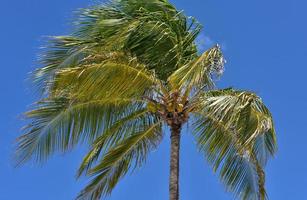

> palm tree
[16,0,277,200]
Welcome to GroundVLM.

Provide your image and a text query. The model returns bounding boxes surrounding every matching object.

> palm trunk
[169,124,181,200]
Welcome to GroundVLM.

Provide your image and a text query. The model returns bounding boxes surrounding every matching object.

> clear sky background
[1,0,306,199]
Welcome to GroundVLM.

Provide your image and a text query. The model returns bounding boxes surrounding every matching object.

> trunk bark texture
[169,124,181,200]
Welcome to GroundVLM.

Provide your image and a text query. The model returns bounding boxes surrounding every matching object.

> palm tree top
[16,1,277,200]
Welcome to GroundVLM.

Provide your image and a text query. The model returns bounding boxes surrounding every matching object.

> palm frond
[191,88,276,199]
[77,108,153,177]
[76,120,163,200]
[168,45,225,90]
[50,57,160,100]
[16,96,145,164]
[193,88,276,155]
[193,111,259,199]
[33,36,91,93]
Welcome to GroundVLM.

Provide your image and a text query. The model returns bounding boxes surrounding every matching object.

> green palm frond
[193,88,276,153]
[77,108,153,177]
[16,96,145,164]
[33,36,91,93]
[50,57,160,100]
[76,120,163,200]
[168,45,225,90]
[193,110,261,200]
[192,88,276,199]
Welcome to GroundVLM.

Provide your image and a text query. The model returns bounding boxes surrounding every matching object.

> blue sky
[1,0,306,199]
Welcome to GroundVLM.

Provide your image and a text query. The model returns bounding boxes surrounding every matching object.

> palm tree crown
[16,1,277,200]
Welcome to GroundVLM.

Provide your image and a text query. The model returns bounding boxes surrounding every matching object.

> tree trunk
[169,124,181,200]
